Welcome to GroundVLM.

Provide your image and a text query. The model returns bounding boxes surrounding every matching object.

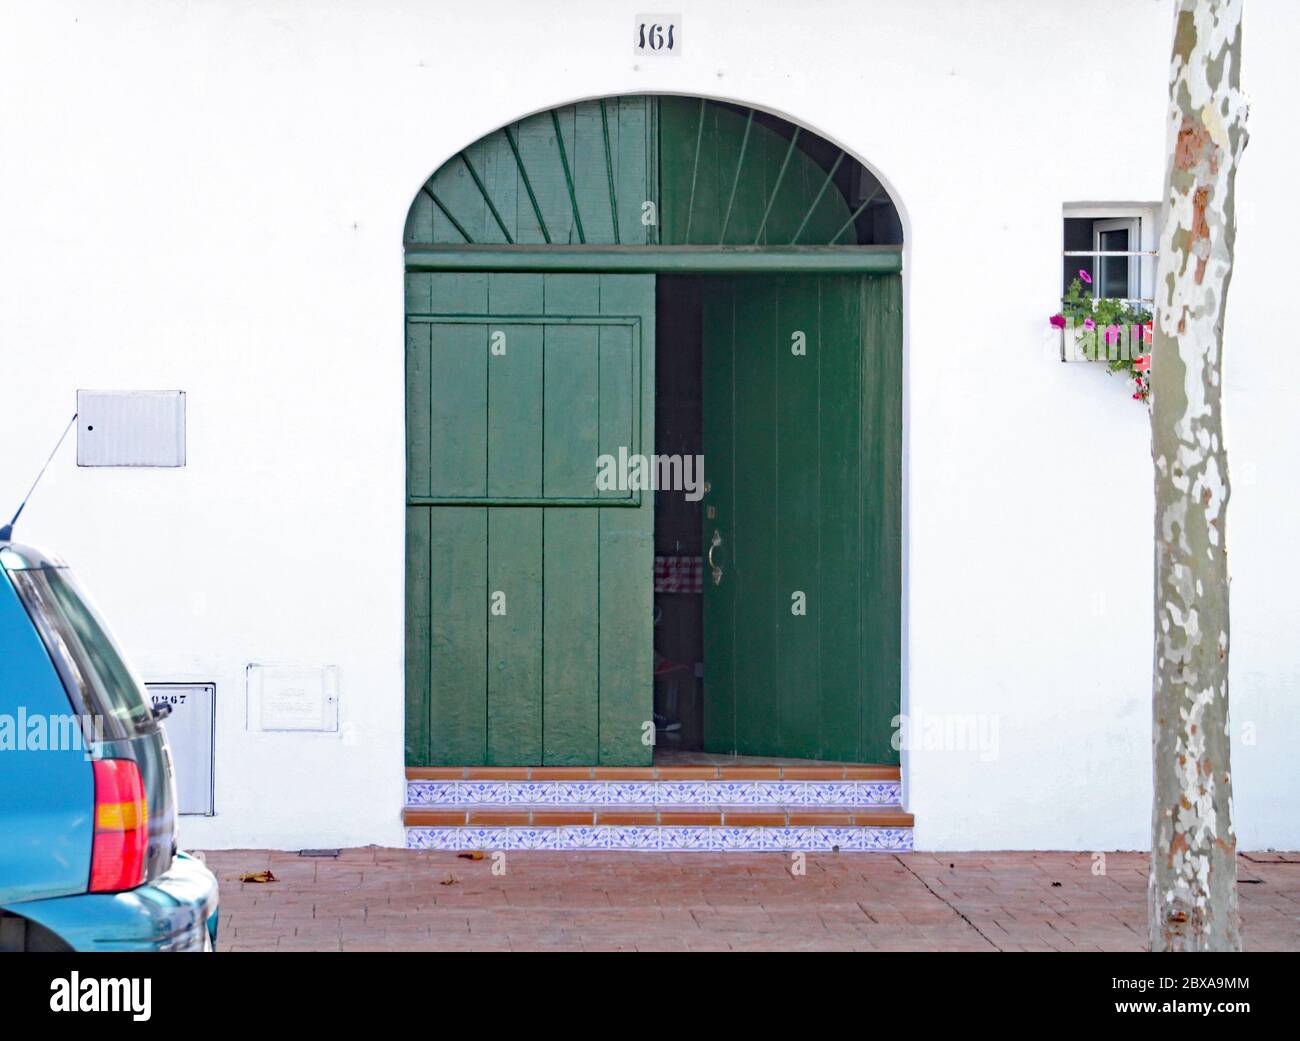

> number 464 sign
[635,14,680,56]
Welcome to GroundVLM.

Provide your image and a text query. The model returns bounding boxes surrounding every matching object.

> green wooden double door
[405,271,656,766]
[700,274,902,764]
[405,270,900,766]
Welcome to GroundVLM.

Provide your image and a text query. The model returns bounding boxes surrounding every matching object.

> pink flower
[1049,313,1066,329]
[1083,318,1096,331]
[1105,324,1121,346]
[1079,269,1093,285]
[1134,353,1151,373]
[1142,322,1153,345]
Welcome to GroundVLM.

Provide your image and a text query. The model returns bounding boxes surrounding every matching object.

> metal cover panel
[146,683,215,816]
[246,664,339,732]
[76,390,186,467]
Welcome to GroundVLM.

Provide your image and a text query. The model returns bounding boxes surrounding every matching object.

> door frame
[405,249,903,766]
[407,245,901,276]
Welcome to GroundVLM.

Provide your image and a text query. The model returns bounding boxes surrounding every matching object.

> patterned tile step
[405,825,913,852]
[407,778,902,807]
[403,805,914,828]
[406,764,899,781]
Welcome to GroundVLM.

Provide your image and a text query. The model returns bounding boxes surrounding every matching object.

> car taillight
[90,758,148,893]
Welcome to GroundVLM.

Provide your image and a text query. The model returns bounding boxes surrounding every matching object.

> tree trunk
[1149,0,1248,953]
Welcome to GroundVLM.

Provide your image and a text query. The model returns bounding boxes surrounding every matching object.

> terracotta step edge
[403,807,914,828]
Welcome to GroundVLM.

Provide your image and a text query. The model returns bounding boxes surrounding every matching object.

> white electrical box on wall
[77,389,186,467]
[246,664,339,732]
[146,682,215,816]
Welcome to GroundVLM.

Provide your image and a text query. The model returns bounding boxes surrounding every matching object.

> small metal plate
[147,682,215,816]
[246,664,339,732]
[77,390,186,467]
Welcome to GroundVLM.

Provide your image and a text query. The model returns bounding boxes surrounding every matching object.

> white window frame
[1062,203,1159,307]
[1093,217,1141,301]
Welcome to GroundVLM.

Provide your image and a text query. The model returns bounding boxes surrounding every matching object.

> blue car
[0,540,218,951]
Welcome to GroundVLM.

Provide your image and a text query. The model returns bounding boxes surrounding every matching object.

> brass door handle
[708,529,723,586]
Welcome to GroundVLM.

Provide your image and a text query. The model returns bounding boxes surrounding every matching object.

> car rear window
[9,566,155,740]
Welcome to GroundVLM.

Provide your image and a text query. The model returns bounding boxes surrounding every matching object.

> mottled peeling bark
[1149,0,1247,952]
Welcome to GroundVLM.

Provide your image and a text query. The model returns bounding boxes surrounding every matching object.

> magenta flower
[1049,313,1066,329]
[1105,324,1121,345]
[1083,318,1096,330]
[1079,269,1093,285]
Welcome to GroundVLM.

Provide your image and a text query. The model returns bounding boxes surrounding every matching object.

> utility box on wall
[146,682,215,816]
[246,664,339,732]
[77,389,186,466]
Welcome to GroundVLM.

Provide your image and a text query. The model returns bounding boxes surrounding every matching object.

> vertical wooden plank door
[405,271,655,766]
[701,274,902,764]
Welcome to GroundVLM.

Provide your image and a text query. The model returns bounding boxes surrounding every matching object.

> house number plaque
[635,15,680,56]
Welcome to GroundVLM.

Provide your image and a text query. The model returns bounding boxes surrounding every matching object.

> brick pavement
[202,848,1300,952]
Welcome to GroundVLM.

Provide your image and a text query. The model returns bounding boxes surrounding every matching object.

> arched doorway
[404,96,902,768]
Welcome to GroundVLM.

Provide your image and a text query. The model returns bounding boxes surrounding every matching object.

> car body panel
[5,851,219,952]
[0,540,217,950]
[0,571,94,905]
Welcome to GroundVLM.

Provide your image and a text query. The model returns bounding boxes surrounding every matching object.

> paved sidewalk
[203,848,1299,952]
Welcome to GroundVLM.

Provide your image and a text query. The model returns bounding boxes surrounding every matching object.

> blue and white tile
[406,825,912,852]
[406,778,902,807]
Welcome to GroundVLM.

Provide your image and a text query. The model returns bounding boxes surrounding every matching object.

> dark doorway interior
[650,272,903,765]
[653,276,705,751]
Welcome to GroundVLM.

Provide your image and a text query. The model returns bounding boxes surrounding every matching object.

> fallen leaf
[457,850,486,861]
[238,870,278,884]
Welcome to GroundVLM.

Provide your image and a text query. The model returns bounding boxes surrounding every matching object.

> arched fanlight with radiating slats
[404,96,901,249]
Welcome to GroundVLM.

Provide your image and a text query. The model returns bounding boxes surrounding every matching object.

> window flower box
[1051,270,1153,403]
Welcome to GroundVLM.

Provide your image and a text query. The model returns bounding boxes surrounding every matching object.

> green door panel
[701,274,901,763]
[487,508,543,764]
[774,277,823,757]
[404,506,431,765]
[858,275,904,761]
[542,510,600,763]
[405,272,654,766]
[593,275,659,762]
[407,96,896,252]
[657,98,855,246]
[404,97,657,247]
[406,278,645,506]
[426,507,489,764]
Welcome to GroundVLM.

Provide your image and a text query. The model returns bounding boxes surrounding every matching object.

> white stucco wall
[0,0,1294,851]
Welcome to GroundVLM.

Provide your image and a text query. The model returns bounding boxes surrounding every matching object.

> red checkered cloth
[654,555,704,594]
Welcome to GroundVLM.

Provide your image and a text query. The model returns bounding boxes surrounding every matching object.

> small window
[1094,219,1138,300]
[1062,205,1156,307]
